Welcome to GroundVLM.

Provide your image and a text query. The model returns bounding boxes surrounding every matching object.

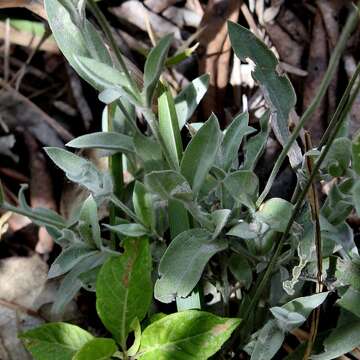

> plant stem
[239,62,360,342]
[256,3,359,207]
[87,0,140,97]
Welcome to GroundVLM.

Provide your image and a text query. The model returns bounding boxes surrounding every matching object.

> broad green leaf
[20,322,93,360]
[96,237,152,348]
[212,209,231,238]
[133,181,155,229]
[134,134,163,166]
[181,114,222,195]
[223,170,259,207]
[79,195,102,248]
[158,85,183,169]
[352,130,360,175]
[255,198,293,232]
[48,244,96,279]
[52,251,110,314]
[229,254,253,289]
[105,223,149,237]
[312,320,360,360]
[143,34,173,106]
[228,22,301,168]
[67,132,134,153]
[217,112,255,171]
[45,147,113,198]
[73,338,117,360]
[227,221,266,239]
[155,229,227,303]
[145,170,193,202]
[337,287,360,318]
[45,0,112,88]
[250,320,285,360]
[74,56,129,89]
[270,292,329,331]
[175,74,209,129]
[243,111,270,170]
[138,310,241,359]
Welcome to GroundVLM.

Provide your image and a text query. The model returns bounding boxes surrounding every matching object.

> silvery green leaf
[145,170,193,202]
[155,229,227,303]
[312,319,360,360]
[104,223,149,237]
[227,221,265,239]
[52,251,110,314]
[250,320,285,360]
[337,287,360,318]
[79,195,102,248]
[67,132,135,153]
[228,22,301,168]
[46,227,80,247]
[45,0,112,88]
[180,114,222,195]
[270,292,329,331]
[175,74,209,129]
[98,86,141,106]
[243,111,270,170]
[255,198,293,232]
[133,181,156,230]
[48,244,96,279]
[45,147,113,198]
[335,256,360,291]
[211,209,231,239]
[143,34,173,107]
[216,112,255,171]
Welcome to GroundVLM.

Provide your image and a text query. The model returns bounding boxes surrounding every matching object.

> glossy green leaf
[181,114,222,195]
[45,147,113,198]
[155,229,227,303]
[158,85,183,169]
[96,237,152,348]
[255,198,293,232]
[73,338,117,360]
[243,111,270,170]
[79,195,102,248]
[143,34,173,106]
[48,244,96,279]
[20,322,93,360]
[228,22,301,168]
[45,0,112,88]
[175,74,209,129]
[250,320,285,360]
[105,223,149,237]
[138,310,240,359]
[67,132,134,153]
[217,112,255,171]
[145,170,193,202]
[312,320,360,360]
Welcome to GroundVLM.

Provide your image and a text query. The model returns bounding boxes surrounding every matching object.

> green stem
[241,65,360,333]
[256,3,359,207]
[110,194,142,224]
[87,0,140,97]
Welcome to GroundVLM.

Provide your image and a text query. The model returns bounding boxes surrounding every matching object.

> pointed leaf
[105,223,149,237]
[143,34,173,106]
[175,74,209,129]
[67,132,134,153]
[20,322,93,360]
[73,338,117,360]
[181,114,222,195]
[138,310,240,359]
[228,22,301,168]
[96,237,152,348]
[158,85,183,169]
[155,229,227,303]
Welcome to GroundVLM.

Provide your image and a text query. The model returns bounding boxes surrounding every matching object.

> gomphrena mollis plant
[1,0,360,359]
